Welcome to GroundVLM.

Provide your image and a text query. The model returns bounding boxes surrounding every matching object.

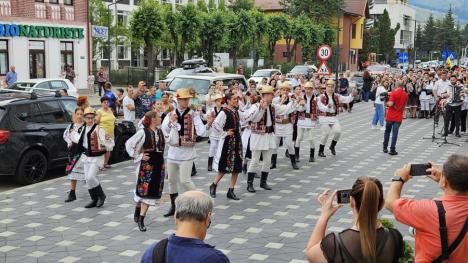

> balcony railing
[35,3,46,19]
[0,0,11,16]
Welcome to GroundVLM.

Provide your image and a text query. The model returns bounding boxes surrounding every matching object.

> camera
[379,91,389,102]
[337,189,352,204]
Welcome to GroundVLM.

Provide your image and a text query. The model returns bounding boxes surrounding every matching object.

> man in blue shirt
[140,191,229,263]
[102,82,117,112]
[155,82,166,100]
[5,66,17,87]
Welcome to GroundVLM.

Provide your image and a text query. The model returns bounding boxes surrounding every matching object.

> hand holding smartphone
[410,163,432,176]
[336,189,352,204]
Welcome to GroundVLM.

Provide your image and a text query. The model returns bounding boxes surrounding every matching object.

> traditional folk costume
[271,82,299,170]
[63,122,84,202]
[125,126,166,231]
[207,94,224,171]
[317,80,353,157]
[295,82,319,163]
[247,85,299,193]
[161,88,209,217]
[240,95,258,174]
[72,107,110,208]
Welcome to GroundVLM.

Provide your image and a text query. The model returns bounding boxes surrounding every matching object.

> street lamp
[107,0,125,82]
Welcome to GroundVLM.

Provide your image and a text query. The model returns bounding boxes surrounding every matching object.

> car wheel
[110,134,131,164]
[16,150,48,185]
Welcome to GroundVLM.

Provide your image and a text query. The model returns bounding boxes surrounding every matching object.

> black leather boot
[64,190,76,203]
[209,183,217,198]
[329,140,337,156]
[207,157,213,172]
[309,148,315,162]
[270,154,277,169]
[138,215,147,232]
[191,163,197,176]
[260,172,272,190]
[285,150,290,158]
[227,188,240,200]
[318,144,326,157]
[134,206,141,223]
[164,193,178,217]
[294,147,300,162]
[95,185,106,208]
[242,162,248,174]
[84,188,98,208]
[247,173,256,193]
[290,155,299,170]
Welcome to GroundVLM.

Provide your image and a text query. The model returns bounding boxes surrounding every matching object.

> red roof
[254,0,284,11]
[343,0,368,17]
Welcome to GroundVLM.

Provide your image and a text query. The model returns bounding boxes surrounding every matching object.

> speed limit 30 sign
[317,45,332,61]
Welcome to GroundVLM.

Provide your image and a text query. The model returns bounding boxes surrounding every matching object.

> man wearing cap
[317,80,354,158]
[72,107,112,208]
[246,85,302,193]
[295,82,319,163]
[207,93,224,172]
[161,88,213,217]
[271,81,300,170]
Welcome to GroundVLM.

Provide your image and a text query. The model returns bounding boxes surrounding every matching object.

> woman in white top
[371,78,388,130]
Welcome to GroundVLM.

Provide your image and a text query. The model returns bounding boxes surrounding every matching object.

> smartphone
[410,163,432,176]
[337,189,352,204]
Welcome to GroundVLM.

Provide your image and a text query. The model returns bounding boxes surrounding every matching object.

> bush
[380,218,414,263]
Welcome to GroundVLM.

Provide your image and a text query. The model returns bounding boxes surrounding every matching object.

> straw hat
[260,85,275,94]
[138,81,146,87]
[176,88,194,99]
[304,82,314,89]
[83,107,96,116]
[213,93,224,101]
[326,79,335,86]
[279,81,292,90]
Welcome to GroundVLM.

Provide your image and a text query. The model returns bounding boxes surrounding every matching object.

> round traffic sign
[317,45,332,61]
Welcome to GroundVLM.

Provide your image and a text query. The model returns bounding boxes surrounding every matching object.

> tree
[129,0,165,72]
[415,24,423,51]
[282,16,294,62]
[279,0,344,23]
[375,9,400,63]
[421,14,438,54]
[199,10,226,67]
[265,14,288,66]
[249,9,266,71]
[197,0,207,12]
[177,4,201,64]
[208,0,215,10]
[219,0,226,10]
[164,5,181,67]
[438,7,458,51]
[89,0,113,61]
[228,0,254,11]
[226,9,254,68]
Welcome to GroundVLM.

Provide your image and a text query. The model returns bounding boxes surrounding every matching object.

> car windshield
[9,82,35,90]
[168,78,211,95]
[290,66,308,74]
[252,71,273,77]
[166,68,192,79]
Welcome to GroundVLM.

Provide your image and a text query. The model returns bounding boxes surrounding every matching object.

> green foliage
[177,4,202,64]
[265,13,289,66]
[279,0,344,24]
[415,24,423,51]
[375,9,400,63]
[219,0,226,11]
[208,0,215,10]
[228,0,254,11]
[89,0,113,60]
[199,10,226,66]
[380,219,414,263]
[197,0,208,12]
[225,9,255,67]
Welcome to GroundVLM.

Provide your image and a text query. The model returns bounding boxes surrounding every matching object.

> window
[49,0,58,4]
[352,24,357,39]
[0,40,8,76]
[400,30,412,45]
[61,99,77,120]
[64,0,73,5]
[38,101,67,124]
[117,45,129,59]
[117,11,128,26]
[403,15,410,27]
[50,80,68,91]
[34,0,44,2]
[29,41,46,79]
[60,41,74,72]
[15,103,43,123]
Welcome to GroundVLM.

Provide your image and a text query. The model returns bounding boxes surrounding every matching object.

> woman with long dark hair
[362,70,374,102]
[305,177,404,263]
[125,111,167,232]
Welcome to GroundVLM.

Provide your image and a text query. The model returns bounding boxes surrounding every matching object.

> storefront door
[29,41,46,79]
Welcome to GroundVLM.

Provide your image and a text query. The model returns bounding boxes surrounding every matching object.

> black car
[0,91,135,185]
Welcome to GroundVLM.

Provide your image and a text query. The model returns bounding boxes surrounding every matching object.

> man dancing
[317,80,353,157]
[295,82,319,163]
[207,94,224,171]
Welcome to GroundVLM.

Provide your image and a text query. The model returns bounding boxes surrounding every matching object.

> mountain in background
[409,0,467,25]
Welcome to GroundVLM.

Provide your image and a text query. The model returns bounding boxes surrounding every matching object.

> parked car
[161,59,213,85]
[167,73,247,102]
[286,65,317,79]
[8,78,78,97]
[0,90,135,185]
[349,73,363,102]
[248,69,281,85]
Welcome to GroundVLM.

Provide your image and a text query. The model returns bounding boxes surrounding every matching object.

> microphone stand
[437,102,460,147]
[422,109,443,142]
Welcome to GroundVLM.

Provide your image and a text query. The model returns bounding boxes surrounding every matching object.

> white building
[369,0,416,54]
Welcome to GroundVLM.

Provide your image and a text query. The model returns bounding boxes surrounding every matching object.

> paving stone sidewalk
[1,102,467,263]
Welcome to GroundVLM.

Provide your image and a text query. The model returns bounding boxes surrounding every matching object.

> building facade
[0,0,89,89]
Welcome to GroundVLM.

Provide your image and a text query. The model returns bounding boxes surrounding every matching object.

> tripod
[422,106,443,142]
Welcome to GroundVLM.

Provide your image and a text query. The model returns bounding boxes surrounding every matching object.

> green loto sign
[0,23,85,39]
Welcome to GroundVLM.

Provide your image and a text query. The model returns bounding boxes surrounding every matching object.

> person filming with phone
[385,154,468,263]
[305,177,404,263]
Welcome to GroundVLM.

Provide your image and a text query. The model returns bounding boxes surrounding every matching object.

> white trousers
[248,150,272,174]
[295,127,316,149]
[83,161,100,189]
[273,135,295,154]
[209,139,220,157]
[320,123,342,145]
[167,161,196,194]
[420,100,431,111]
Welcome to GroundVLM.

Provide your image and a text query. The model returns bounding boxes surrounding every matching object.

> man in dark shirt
[134,81,151,120]
[140,191,229,263]
[383,80,409,155]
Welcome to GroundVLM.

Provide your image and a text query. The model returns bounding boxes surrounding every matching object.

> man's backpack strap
[152,238,168,263]
[432,200,468,263]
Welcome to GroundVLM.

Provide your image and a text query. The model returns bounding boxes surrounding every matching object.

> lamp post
[107,0,125,82]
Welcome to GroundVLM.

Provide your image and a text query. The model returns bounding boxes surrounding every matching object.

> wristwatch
[392,176,405,183]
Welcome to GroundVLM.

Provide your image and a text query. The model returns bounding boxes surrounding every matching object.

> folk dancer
[317,80,353,157]
[246,85,302,193]
[271,82,299,169]
[295,82,319,163]
[72,107,112,208]
[63,107,85,202]
[161,88,212,217]
[240,92,259,175]
[125,111,167,232]
[209,91,259,200]
[207,94,224,171]
[286,85,303,161]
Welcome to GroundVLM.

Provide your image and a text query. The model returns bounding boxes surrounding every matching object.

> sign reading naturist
[0,23,85,39]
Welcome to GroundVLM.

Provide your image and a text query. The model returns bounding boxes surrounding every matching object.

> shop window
[64,0,73,5]
[352,24,357,39]
[60,41,74,72]
[0,40,8,76]
[29,41,46,79]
